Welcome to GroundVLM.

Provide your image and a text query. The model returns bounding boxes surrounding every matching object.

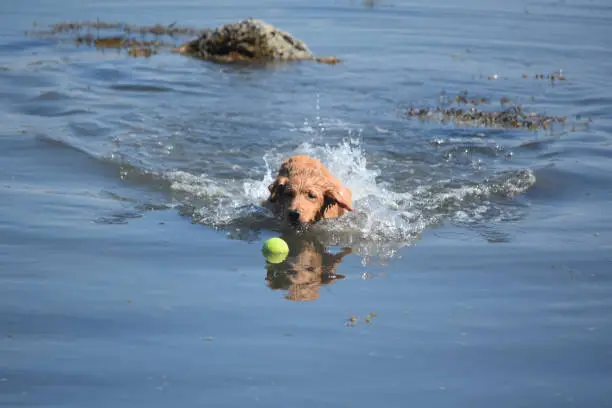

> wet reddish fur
[264,155,353,226]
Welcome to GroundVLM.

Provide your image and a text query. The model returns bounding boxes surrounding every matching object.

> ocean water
[1,0,611,407]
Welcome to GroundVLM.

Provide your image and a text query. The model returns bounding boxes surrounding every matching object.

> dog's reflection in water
[265,234,351,301]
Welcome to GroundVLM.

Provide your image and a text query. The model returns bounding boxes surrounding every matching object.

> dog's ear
[317,186,353,221]
[323,187,353,212]
[268,176,288,202]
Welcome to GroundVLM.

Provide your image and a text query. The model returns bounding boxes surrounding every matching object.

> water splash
[165,138,535,263]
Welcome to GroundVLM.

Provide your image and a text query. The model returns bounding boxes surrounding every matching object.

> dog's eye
[285,190,295,198]
[307,192,317,200]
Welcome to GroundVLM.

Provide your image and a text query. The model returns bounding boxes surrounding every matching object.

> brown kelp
[406,90,586,132]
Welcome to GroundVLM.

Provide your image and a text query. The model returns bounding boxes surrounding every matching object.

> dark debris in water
[406,90,585,132]
[72,34,179,57]
[74,35,175,49]
[527,71,567,81]
[27,20,206,58]
[28,20,208,37]
[345,312,377,327]
[486,71,567,82]
[407,105,566,131]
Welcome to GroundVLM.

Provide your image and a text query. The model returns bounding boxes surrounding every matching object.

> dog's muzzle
[288,210,301,225]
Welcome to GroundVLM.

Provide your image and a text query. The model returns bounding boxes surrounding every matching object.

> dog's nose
[288,210,301,223]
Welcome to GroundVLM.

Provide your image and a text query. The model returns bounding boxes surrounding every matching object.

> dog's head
[267,170,353,228]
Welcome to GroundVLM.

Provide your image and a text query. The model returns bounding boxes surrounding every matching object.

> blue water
[1,0,612,407]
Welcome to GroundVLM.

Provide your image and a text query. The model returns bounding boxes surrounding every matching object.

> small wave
[165,139,535,263]
[109,84,172,93]
[93,211,143,225]
[23,106,92,118]
[31,91,70,101]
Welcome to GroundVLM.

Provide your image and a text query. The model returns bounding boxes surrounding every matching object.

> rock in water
[178,18,314,62]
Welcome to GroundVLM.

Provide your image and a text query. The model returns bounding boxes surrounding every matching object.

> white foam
[164,138,535,263]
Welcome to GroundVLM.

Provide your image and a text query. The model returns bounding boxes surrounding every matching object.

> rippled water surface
[1,0,612,407]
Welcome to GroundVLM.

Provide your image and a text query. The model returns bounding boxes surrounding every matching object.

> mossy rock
[178,18,318,63]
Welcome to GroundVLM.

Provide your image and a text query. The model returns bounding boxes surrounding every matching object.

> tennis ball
[263,237,289,254]
[262,237,289,264]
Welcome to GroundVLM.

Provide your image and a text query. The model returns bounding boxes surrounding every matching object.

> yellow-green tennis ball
[262,237,289,264]
[263,237,289,254]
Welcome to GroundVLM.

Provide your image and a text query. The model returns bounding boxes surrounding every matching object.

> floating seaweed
[345,316,359,327]
[454,92,490,106]
[407,103,568,131]
[410,90,577,131]
[27,20,193,58]
[524,70,567,81]
[315,56,342,65]
[364,312,377,325]
[71,35,174,58]
[28,20,207,37]
[74,34,175,49]
[344,312,377,327]
[482,71,567,82]
[127,47,157,58]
